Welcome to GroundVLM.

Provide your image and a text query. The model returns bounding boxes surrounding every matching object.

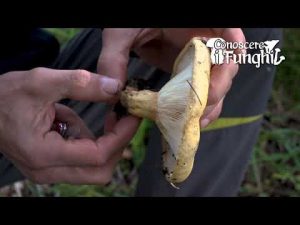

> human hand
[97,28,245,127]
[0,68,139,185]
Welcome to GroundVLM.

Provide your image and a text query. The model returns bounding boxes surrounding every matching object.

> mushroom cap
[156,37,211,184]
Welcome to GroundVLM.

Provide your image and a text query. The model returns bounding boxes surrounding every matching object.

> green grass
[239,29,300,196]
[45,28,82,46]
[129,119,153,168]
[240,129,300,196]
[2,28,298,197]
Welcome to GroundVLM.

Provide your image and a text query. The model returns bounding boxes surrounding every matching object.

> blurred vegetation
[239,28,300,196]
[45,28,81,47]
[0,28,299,197]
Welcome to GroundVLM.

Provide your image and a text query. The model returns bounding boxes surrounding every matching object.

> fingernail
[241,48,247,54]
[101,77,121,95]
[201,37,208,44]
[201,118,210,128]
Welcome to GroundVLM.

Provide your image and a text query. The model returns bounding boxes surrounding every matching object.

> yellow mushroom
[121,37,211,186]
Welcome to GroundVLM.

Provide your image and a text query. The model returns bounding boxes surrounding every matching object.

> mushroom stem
[120,88,158,121]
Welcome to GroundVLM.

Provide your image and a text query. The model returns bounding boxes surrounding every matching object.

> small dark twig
[186,80,202,105]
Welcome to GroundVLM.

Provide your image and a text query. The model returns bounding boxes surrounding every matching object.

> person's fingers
[24,133,98,169]
[24,67,122,103]
[97,29,141,85]
[207,60,238,106]
[96,115,140,157]
[103,110,118,134]
[200,99,224,128]
[102,111,136,161]
[162,28,212,47]
[54,103,95,139]
[212,28,245,42]
[213,28,246,54]
[30,114,140,169]
[20,152,122,185]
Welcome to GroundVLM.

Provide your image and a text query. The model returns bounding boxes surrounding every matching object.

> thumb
[25,67,122,103]
[97,28,141,86]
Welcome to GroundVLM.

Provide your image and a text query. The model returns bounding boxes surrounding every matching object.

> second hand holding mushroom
[97,28,244,185]
[121,38,211,185]
[98,28,243,132]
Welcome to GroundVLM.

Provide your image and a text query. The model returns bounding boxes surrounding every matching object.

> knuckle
[28,67,46,82]
[98,52,127,71]
[25,67,47,92]
[94,143,110,166]
[30,67,47,75]
[70,69,91,88]
[95,153,109,166]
